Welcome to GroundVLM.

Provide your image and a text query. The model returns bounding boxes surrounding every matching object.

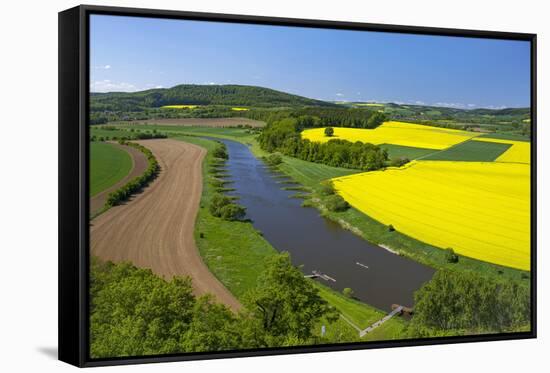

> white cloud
[91,80,139,92]
[93,64,111,70]
[335,93,344,97]
[203,81,217,85]
[433,102,469,109]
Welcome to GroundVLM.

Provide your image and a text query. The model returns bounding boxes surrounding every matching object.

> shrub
[342,288,354,298]
[390,157,410,167]
[325,194,349,212]
[105,141,160,207]
[388,224,395,232]
[264,153,283,166]
[324,127,334,137]
[219,204,246,221]
[319,181,335,196]
[213,143,229,159]
[209,193,246,221]
[445,248,459,263]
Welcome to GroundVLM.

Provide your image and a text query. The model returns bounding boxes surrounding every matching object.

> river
[217,138,435,312]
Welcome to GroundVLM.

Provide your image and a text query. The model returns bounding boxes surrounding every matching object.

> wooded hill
[91,84,337,112]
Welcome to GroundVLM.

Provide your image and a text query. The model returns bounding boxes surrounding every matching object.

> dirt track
[90,139,241,311]
[90,143,148,215]
[128,117,265,127]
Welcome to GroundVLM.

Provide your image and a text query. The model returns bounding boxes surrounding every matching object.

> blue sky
[90,15,530,109]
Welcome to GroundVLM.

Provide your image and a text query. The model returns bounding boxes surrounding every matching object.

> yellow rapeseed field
[472,137,531,164]
[161,105,198,109]
[332,160,530,270]
[302,121,480,150]
[231,107,249,111]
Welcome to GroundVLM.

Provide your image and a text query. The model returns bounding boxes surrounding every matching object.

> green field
[113,124,253,138]
[480,132,531,142]
[174,134,405,341]
[90,142,132,196]
[423,139,512,161]
[380,144,437,160]
[278,157,360,187]
[90,128,137,140]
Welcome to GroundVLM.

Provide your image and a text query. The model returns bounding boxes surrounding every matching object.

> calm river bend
[215,138,435,312]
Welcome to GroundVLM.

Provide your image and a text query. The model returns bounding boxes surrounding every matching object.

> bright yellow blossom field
[332,160,530,270]
[161,104,198,109]
[301,121,480,150]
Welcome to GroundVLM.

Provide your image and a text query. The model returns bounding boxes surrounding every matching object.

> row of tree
[105,141,160,207]
[90,253,338,358]
[258,118,388,171]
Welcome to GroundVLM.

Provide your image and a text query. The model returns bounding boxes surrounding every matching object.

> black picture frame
[58,4,537,368]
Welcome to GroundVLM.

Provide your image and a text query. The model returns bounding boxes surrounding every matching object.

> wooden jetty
[304,270,336,282]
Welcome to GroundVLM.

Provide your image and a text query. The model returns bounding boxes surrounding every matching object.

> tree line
[258,118,388,171]
[105,141,160,207]
[90,253,338,358]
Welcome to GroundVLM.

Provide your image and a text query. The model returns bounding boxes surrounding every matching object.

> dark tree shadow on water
[37,346,58,360]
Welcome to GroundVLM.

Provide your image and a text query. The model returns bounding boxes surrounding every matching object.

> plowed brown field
[90,138,241,311]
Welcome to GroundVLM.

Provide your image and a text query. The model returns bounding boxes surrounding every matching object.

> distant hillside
[91,84,336,112]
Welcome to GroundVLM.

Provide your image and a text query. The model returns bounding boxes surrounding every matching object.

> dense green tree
[324,127,334,137]
[209,193,247,221]
[258,119,388,171]
[213,143,229,159]
[408,269,530,337]
[240,253,338,347]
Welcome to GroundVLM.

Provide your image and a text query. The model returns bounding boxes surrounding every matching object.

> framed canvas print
[58,4,537,367]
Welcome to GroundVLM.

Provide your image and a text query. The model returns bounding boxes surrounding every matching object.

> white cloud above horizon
[90,80,163,93]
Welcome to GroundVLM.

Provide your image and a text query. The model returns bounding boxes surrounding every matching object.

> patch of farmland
[126,117,265,127]
[91,128,136,140]
[473,137,531,164]
[331,160,530,270]
[479,132,531,142]
[423,140,511,162]
[114,124,252,138]
[380,144,437,160]
[301,121,481,150]
[278,156,360,187]
[90,142,132,196]
[161,104,198,109]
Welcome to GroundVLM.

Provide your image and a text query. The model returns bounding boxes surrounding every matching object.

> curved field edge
[90,141,160,219]
[173,135,404,342]
[109,125,530,282]
[90,142,133,197]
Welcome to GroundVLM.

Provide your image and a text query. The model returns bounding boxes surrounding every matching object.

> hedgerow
[104,141,160,207]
